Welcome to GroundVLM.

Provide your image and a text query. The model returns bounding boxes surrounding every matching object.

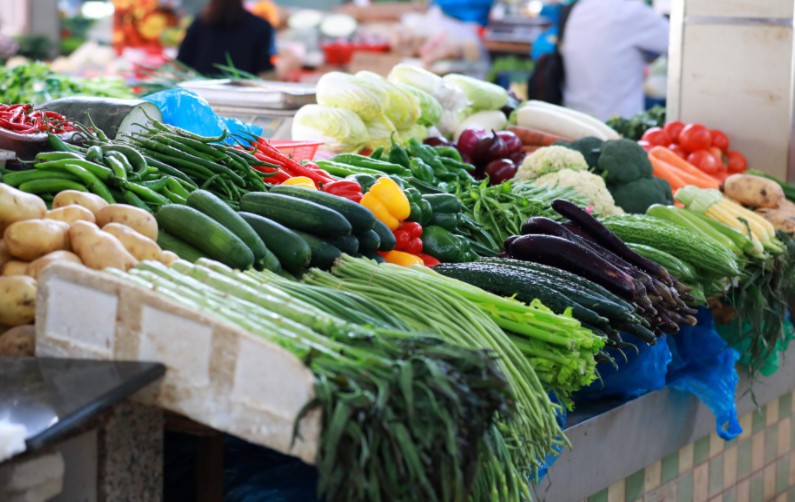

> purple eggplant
[507,234,637,299]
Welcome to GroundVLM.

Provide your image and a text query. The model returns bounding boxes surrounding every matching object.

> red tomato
[687,150,722,175]
[663,121,685,143]
[710,130,730,152]
[709,147,727,167]
[637,140,653,151]
[667,144,687,158]
[726,151,748,173]
[678,124,712,153]
[641,127,672,147]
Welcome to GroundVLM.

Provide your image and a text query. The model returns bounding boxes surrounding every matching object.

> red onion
[496,130,522,155]
[424,136,451,147]
[484,158,517,185]
[456,128,488,157]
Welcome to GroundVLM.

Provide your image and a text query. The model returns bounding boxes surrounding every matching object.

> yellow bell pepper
[380,250,424,267]
[282,176,317,190]
[360,177,410,230]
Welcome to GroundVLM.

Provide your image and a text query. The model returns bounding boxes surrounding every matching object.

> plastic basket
[269,141,323,162]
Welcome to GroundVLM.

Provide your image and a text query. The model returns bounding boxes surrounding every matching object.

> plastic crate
[269,141,323,162]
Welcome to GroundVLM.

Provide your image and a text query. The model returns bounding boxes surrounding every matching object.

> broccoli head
[567,136,604,170]
[597,139,653,184]
[609,177,673,214]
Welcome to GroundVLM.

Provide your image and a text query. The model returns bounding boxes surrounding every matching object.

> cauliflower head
[535,169,624,216]
[516,146,589,180]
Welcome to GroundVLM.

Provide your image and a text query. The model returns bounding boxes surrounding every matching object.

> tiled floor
[584,391,795,502]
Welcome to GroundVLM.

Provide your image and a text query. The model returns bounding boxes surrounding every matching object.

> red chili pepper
[418,253,440,267]
[249,138,335,184]
[322,179,363,202]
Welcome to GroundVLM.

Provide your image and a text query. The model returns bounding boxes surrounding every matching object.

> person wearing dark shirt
[177,0,275,76]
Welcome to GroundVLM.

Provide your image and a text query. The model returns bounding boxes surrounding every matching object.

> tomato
[710,129,730,152]
[663,121,685,143]
[709,147,727,167]
[726,151,748,173]
[641,127,672,147]
[637,140,653,152]
[687,150,722,175]
[667,144,687,158]
[678,124,712,153]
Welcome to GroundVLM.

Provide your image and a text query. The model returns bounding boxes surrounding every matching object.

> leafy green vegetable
[315,71,389,122]
[606,106,666,141]
[396,83,443,126]
[0,61,134,105]
[443,74,509,112]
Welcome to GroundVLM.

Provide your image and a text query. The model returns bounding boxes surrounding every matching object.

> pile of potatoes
[722,174,795,233]
[0,184,178,355]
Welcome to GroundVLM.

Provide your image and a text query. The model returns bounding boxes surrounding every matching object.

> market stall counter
[540,347,795,501]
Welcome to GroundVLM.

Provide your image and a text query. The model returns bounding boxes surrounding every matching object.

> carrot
[649,155,686,191]
[649,147,721,188]
[522,145,541,154]
[508,126,569,146]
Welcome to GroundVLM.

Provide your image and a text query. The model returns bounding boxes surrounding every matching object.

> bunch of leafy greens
[605,106,666,141]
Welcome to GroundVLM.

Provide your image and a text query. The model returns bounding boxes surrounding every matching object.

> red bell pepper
[418,253,440,267]
[322,180,363,202]
[393,221,424,254]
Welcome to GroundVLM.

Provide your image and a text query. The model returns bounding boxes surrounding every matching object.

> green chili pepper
[434,146,463,162]
[121,189,152,211]
[85,146,104,163]
[346,173,378,192]
[409,158,434,183]
[370,146,384,160]
[104,155,128,183]
[330,153,410,176]
[388,143,411,169]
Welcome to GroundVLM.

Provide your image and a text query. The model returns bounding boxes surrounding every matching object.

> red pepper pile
[394,221,423,255]
[0,104,75,135]
[247,136,335,185]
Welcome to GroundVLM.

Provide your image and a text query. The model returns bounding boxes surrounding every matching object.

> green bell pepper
[347,173,378,192]
[421,225,470,262]
[423,193,463,214]
[429,212,462,231]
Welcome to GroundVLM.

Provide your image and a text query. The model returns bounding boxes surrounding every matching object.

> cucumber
[269,185,376,233]
[363,251,385,264]
[156,230,206,263]
[371,219,396,250]
[240,192,352,237]
[357,229,381,252]
[435,262,609,327]
[296,231,342,269]
[239,212,311,274]
[323,234,359,255]
[186,190,276,270]
[156,205,254,270]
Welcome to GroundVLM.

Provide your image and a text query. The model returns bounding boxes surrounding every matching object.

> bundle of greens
[303,255,568,483]
[454,179,588,252]
[111,259,515,502]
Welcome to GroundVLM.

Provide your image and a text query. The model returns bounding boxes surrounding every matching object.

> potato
[0,325,35,356]
[0,240,11,269]
[69,221,138,271]
[52,190,109,216]
[0,276,36,326]
[4,219,71,261]
[102,223,162,261]
[0,184,47,233]
[159,250,180,266]
[756,208,795,234]
[96,205,158,241]
[777,199,795,213]
[46,205,96,225]
[26,250,83,279]
[723,174,784,209]
[2,261,30,276]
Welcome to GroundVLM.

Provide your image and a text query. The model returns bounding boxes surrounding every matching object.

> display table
[540,346,795,502]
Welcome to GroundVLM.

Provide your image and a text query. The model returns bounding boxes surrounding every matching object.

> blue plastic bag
[666,308,742,440]
[143,88,262,144]
[575,333,672,402]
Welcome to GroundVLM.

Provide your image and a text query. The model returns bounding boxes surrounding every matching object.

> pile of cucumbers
[155,187,395,275]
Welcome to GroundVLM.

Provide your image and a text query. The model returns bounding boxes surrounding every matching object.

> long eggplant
[507,234,637,299]
[551,199,669,279]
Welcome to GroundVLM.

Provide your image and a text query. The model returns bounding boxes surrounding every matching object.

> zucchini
[296,231,342,269]
[362,251,385,264]
[436,262,609,327]
[357,229,381,252]
[268,185,376,233]
[156,230,206,263]
[371,219,396,250]
[240,192,352,237]
[239,212,311,274]
[625,243,697,282]
[323,234,359,255]
[187,190,276,270]
[156,205,254,270]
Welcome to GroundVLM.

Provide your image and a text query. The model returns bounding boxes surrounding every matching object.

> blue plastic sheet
[667,308,743,440]
[575,333,672,402]
[143,88,262,144]
[535,392,567,482]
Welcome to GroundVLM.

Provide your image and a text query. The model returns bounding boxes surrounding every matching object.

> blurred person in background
[560,0,669,120]
[177,0,275,76]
